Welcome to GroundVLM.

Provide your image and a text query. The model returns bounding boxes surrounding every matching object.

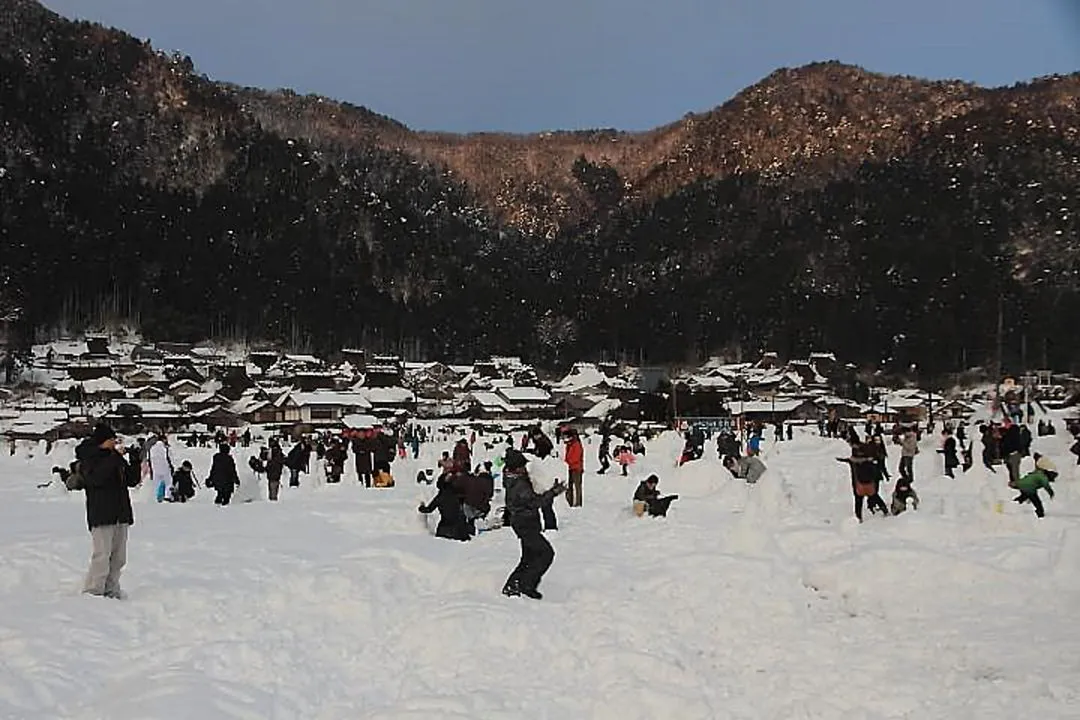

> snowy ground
[1,424,1079,719]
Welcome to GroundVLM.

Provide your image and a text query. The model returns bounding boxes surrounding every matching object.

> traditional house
[183,391,230,414]
[168,378,202,401]
[460,391,519,420]
[497,386,554,418]
[354,385,417,416]
[288,391,372,425]
[363,356,405,388]
[732,398,820,424]
[129,385,167,401]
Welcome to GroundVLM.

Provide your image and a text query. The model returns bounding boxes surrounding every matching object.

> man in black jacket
[78,424,140,599]
[502,449,565,600]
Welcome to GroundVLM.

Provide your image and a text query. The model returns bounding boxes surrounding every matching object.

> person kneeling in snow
[633,474,678,517]
[502,449,565,600]
[723,454,767,484]
[1011,466,1055,518]
[418,473,471,541]
[889,474,919,516]
[169,461,197,503]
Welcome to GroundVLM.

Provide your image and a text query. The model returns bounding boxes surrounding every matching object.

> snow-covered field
[1,425,1079,719]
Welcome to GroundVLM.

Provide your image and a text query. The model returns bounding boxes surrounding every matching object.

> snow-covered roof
[168,379,201,390]
[54,377,125,394]
[468,392,516,411]
[890,388,946,403]
[284,354,323,365]
[342,413,379,429]
[356,387,416,405]
[552,363,608,393]
[732,399,807,414]
[121,400,183,415]
[498,386,552,403]
[290,391,372,409]
[584,398,622,419]
[184,392,226,406]
[682,374,733,390]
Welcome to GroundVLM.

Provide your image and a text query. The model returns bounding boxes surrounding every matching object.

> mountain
[3,0,1080,373]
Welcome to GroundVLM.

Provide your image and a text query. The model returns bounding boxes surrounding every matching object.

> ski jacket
[1014,469,1054,495]
[77,439,138,530]
[564,438,584,472]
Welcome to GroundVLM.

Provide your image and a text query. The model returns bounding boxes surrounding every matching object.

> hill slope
[3,0,1080,371]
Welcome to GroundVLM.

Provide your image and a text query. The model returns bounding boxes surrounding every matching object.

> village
[2,336,1076,446]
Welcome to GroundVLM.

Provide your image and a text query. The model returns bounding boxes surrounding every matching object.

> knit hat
[91,424,117,445]
[504,448,528,471]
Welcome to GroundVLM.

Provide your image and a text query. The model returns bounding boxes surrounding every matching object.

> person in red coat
[564,429,585,507]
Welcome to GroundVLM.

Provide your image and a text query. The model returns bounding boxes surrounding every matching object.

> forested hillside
[3,0,1080,372]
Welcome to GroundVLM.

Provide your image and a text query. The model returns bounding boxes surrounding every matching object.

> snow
[584,397,622,418]
[290,391,373,409]
[497,386,551,403]
[1,422,1079,718]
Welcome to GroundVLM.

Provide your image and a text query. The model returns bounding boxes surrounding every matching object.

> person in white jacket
[149,432,174,503]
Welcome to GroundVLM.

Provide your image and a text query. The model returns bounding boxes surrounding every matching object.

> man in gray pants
[77,424,139,599]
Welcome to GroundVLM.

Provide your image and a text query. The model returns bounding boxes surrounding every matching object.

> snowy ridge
[1,427,1078,718]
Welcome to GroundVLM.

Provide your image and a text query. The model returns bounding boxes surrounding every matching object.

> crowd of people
[55,400,1073,602]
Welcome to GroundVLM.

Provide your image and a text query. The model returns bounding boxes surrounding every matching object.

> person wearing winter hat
[77,424,140,599]
[633,474,678,517]
[501,450,566,600]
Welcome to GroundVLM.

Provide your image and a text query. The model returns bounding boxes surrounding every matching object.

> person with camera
[77,424,140,599]
[501,448,565,600]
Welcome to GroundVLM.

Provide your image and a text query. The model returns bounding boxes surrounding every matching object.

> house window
[310,408,335,421]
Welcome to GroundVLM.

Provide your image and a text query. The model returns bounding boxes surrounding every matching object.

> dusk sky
[42,0,1080,133]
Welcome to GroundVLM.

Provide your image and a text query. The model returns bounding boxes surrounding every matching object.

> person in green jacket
[1012,468,1055,518]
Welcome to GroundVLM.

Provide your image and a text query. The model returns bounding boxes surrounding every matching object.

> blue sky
[43,0,1080,133]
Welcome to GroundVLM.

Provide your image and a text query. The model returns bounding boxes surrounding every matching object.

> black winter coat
[504,469,557,531]
[77,440,139,530]
[529,432,554,459]
[373,434,396,467]
[419,477,470,541]
[208,452,240,490]
[633,481,659,503]
[286,443,310,472]
[351,437,374,472]
[266,448,286,482]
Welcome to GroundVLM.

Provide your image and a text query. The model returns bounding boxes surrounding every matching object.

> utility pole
[995,295,1004,419]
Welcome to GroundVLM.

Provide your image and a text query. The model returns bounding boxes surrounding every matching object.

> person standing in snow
[939,429,960,478]
[563,429,584,507]
[418,474,471,541]
[501,449,565,599]
[208,444,240,505]
[597,434,611,474]
[1011,465,1055,518]
[897,427,918,482]
[325,438,347,484]
[265,441,285,501]
[452,438,472,474]
[149,430,174,503]
[78,424,140,599]
[525,424,554,459]
[838,433,888,522]
[286,439,311,487]
[1000,420,1024,486]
